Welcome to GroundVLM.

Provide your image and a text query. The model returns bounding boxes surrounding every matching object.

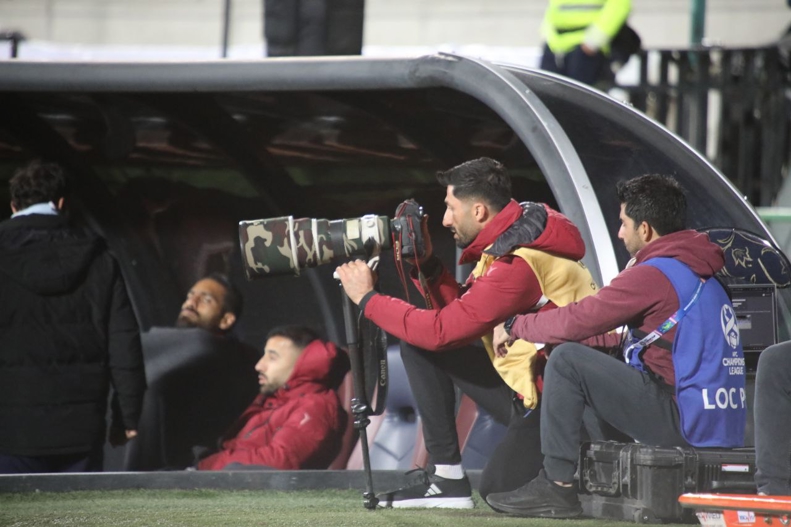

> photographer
[336,157,598,508]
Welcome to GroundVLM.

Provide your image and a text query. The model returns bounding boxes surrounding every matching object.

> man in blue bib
[486,174,746,518]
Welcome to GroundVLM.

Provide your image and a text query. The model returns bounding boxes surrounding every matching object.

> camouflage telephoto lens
[239,215,392,279]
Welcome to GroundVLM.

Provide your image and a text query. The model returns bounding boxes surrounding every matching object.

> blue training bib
[632,257,746,447]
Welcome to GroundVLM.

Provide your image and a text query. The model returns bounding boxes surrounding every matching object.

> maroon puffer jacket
[361,199,586,351]
[198,339,349,470]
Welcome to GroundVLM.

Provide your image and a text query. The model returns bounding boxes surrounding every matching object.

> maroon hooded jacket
[197,340,349,470]
[509,230,725,386]
[361,200,586,351]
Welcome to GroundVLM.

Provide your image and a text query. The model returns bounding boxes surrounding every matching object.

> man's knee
[400,344,438,381]
[546,342,581,371]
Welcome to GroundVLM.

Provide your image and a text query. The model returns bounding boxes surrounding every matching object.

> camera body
[239,199,425,279]
[391,198,426,262]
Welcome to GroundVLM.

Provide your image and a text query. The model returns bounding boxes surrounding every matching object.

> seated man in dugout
[486,174,747,518]
[196,325,350,470]
[123,273,260,470]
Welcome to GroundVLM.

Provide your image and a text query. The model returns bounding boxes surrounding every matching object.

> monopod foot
[363,492,379,510]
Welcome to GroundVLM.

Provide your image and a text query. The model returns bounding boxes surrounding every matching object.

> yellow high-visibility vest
[543,0,631,54]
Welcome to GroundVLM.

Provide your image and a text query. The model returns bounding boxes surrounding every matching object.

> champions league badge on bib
[720,304,740,349]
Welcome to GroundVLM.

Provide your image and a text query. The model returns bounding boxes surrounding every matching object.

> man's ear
[10,201,17,214]
[56,197,65,211]
[473,202,490,223]
[218,312,236,332]
[638,221,654,242]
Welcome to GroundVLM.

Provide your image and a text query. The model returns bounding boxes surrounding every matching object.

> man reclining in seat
[197,325,350,470]
[486,174,747,518]
[124,274,260,470]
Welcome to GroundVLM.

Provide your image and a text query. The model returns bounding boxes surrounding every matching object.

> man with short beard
[123,274,259,470]
[336,157,598,508]
[197,325,350,470]
[175,274,240,334]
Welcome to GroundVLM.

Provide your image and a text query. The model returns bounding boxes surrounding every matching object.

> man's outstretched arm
[337,256,542,351]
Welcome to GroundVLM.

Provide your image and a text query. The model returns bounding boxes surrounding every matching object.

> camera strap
[358,312,388,416]
[392,199,429,307]
[392,225,412,305]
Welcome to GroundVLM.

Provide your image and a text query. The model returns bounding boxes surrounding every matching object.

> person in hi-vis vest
[540,0,631,86]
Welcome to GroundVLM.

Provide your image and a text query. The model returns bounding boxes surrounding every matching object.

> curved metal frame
[412,54,616,284]
[0,53,775,304]
[515,67,775,246]
[0,54,619,284]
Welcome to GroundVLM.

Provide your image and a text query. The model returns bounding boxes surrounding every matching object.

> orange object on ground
[679,493,791,527]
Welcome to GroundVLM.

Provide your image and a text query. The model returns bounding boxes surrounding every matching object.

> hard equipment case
[579,441,756,523]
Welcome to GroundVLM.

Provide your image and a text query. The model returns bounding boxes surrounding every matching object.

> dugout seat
[701,227,791,287]
[327,370,357,469]
[122,328,259,471]
[459,399,508,470]
[700,227,791,448]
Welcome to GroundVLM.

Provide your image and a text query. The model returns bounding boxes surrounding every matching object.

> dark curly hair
[616,174,686,236]
[10,160,68,211]
[266,325,321,351]
[436,157,512,212]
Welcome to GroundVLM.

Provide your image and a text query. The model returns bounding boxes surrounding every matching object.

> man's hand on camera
[405,215,433,266]
[336,260,376,305]
[492,322,512,358]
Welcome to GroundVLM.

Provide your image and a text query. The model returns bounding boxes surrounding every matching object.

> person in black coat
[0,160,146,473]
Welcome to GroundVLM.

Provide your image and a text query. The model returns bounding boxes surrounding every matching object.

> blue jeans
[754,342,791,495]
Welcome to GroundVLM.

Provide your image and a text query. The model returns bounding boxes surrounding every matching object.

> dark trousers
[401,342,543,499]
[540,43,611,86]
[754,342,791,495]
[263,0,364,57]
[0,447,103,474]
[541,343,686,482]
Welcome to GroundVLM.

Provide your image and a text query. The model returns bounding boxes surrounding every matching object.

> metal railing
[615,46,790,207]
[0,31,25,59]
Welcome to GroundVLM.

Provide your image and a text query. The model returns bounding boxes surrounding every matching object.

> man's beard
[454,238,472,249]
[451,228,473,249]
[624,239,643,258]
[175,314,197,328]
[453,232,473,249]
